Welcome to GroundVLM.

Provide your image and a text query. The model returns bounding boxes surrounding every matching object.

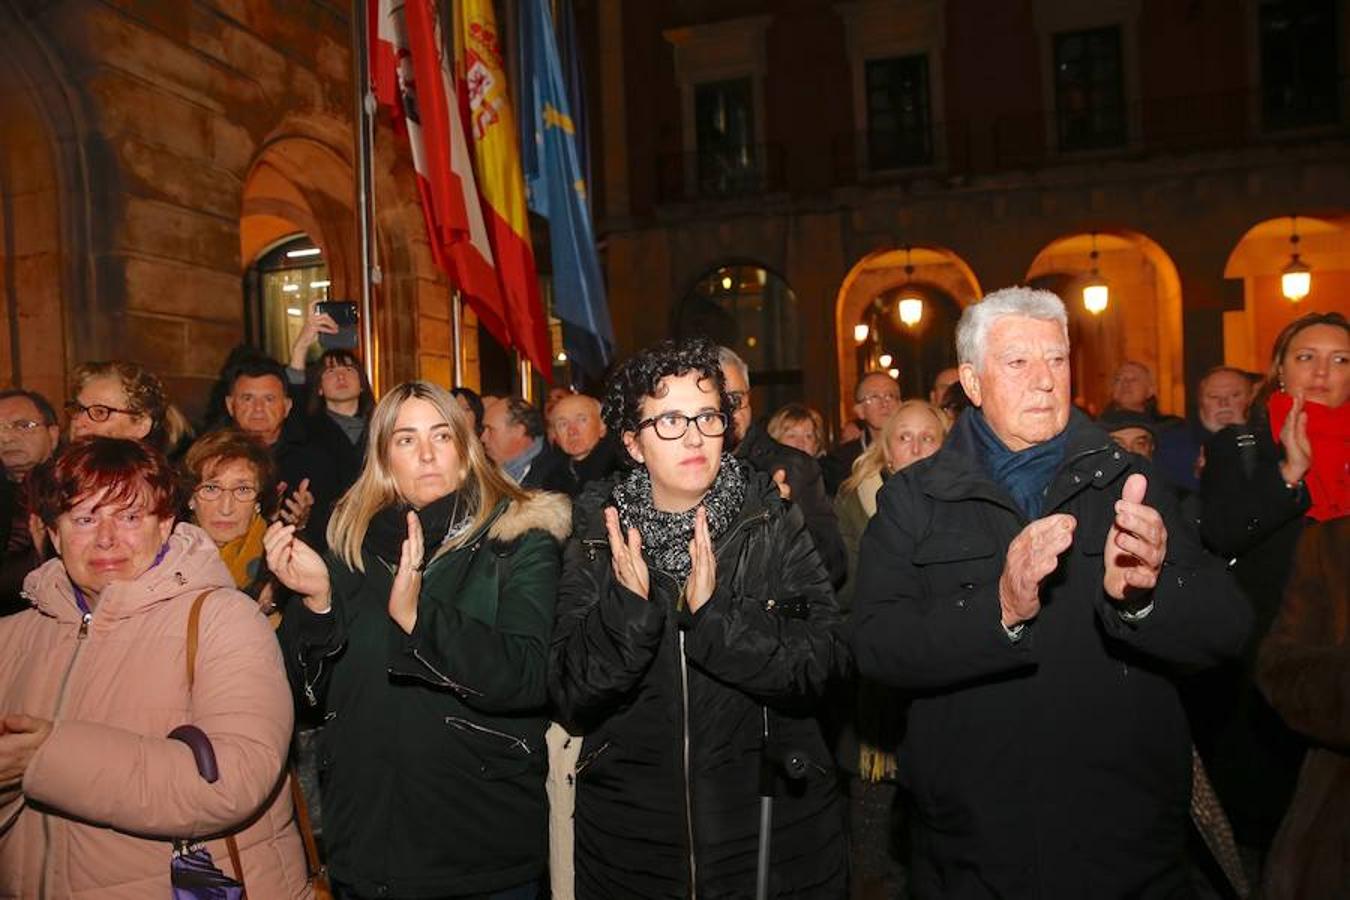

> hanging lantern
[1281,216,1311,302]
[1083,232,1109,315]
[853,323,871,344]
[895,246,924,328]
[878,352,894,368]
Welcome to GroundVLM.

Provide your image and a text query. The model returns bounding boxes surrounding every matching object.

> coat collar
[917,408,1125,515]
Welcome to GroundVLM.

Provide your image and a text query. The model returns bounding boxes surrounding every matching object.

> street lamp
[896,246,924,328]
[1281,216,1311,302]
[1083,232,1109,315]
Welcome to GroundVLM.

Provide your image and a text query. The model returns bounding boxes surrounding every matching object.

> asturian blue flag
[520,0,614,381]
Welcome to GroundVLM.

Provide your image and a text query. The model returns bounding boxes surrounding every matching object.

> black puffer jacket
[853,410,1249,900]
[550,470,851,899]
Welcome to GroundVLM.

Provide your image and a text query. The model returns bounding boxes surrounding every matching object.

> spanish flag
[455,0,553,379]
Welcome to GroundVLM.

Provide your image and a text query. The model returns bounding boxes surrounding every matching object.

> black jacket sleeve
[548,533,668,733]
[1200,424,1309,557]
[782,452,848,589]
[851,474,1038,691]
[680,502,851,711]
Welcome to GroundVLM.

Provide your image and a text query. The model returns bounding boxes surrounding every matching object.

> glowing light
[1083,280,1109,315]
[310,280,331,289]
[556,351,568,362]
[286,307,303,317]
[282,284,301,293]
[878,353,893,368]
[887,368,900,379]
[720,273,734,290]
[1281,263,1311,302]
[898,296,924,327]
[853,323,870,344]
[285,247,322,259]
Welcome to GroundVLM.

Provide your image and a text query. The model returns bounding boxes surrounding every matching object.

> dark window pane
[1259,0,1339,131]
[1053,26,1127,151]
[694,78,759,196]
[865,55,933,168]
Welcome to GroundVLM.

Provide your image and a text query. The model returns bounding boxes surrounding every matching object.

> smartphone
[315,300,359,350]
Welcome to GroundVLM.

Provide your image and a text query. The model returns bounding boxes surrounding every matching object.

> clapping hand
[0,715,52,790]
[604,507,649,600]
[388,511,423,634]
[685,506,716,613]
[262,521,331,612]
[1103,473,1167,602]
[998,514,1076,628]
[276,478,314,530]
[1278,392,1311,487]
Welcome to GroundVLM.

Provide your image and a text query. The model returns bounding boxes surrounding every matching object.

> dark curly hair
[602,337,735,448]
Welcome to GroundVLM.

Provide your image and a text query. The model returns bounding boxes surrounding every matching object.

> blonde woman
[833,399,946,899]
[66,360,193,455]
[264,381,569,899]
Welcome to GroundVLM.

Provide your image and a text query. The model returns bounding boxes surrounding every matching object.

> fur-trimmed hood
[487,489,572,544]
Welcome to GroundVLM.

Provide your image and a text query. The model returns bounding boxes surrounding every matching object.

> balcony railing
[656,143,786,204]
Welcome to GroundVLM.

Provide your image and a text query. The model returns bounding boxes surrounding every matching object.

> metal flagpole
[352,0,380,391]
[451,289,464,387]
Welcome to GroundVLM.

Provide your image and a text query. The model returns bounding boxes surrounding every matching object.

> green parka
[279,491,570,899]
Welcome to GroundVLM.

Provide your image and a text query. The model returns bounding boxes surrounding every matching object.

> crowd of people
[0,294,1344,900]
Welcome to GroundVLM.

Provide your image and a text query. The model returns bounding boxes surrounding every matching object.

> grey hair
[956,287,1068,370]
[717,345,751,387]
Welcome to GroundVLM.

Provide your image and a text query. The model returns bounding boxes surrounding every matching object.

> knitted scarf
[1268,392,1350,522]
[216,513,268,591]
[969,409,1070,519]
[611,453,748,578]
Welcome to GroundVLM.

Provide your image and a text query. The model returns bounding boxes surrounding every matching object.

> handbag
[167,589,248,899]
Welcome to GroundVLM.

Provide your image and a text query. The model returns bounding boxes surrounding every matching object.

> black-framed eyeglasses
[637,411,729,441]
[66,401,137,423]
[0,419,42,433]
[194,483,260,503]
[726,390,748,411]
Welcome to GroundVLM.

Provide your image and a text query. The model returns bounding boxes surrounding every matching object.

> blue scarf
[502,436,545,483]
[968,410,1070,519]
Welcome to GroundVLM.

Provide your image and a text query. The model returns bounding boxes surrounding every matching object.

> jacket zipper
[676,627,698,898]
[40,610,93,900]
[444,715,532,754]
[380,550,485,696]
[301,641,343,707]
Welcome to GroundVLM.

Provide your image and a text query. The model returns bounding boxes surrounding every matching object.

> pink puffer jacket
[0,523,312,899]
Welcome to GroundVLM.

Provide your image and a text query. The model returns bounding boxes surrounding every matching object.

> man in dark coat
[719,347,848,587]
[544,393,620,496]
[852,287,1249,899]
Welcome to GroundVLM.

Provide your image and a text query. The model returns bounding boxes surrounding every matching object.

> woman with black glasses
[67,360,193,456]
[550,338,850,899]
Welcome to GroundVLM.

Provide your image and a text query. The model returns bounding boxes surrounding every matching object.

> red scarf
[1268,392,1350,522]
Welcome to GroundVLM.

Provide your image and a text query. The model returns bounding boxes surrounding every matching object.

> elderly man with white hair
[852,287,1248,899]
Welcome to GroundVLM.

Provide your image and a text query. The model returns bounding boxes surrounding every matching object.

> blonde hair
[327,381,528,571]
[71,360,194,452]
[840,400,948,496]
[766,403,826,457]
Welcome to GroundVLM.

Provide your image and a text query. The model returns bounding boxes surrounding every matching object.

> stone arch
[1222,212,1350,373]
[1026,230,1184,416]
[833,245,981,425]
[0,4,94,403]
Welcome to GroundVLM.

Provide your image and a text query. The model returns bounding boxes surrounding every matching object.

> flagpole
[451,289,464,387]
[352,0,379,391]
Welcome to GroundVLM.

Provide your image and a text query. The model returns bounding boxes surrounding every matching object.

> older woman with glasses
[67,361,193,456]
[0,437,310,897]
[183,429,284,619]
[264,381,569,900]
[550,337,850,898]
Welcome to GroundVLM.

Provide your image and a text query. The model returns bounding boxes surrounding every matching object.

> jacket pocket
[444,715,535,779]
[912,530,999,601]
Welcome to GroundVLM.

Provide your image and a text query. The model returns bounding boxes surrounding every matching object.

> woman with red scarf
[1196,311,1349,877]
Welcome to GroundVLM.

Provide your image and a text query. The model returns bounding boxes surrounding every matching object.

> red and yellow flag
[455,0,553,379]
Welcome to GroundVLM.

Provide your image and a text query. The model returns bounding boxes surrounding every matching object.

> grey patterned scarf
[611,454,748,578]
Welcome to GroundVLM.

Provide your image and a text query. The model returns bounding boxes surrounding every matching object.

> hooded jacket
[550,470,851,899]
[279,491,569,899]
[0,523,309,899]
[852,410,1249,900]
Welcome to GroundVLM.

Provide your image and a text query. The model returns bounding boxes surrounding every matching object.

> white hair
[956,287,1068,370]
[717,345,750,387]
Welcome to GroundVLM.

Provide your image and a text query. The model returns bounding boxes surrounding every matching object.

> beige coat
[0,523,311,899]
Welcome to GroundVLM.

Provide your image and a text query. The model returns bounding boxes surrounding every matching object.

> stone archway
[1027,230,1184,416]
[1223,213,1350,373]
[833,245,981,426]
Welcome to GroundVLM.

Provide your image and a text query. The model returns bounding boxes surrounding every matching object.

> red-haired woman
[0,437,310,898]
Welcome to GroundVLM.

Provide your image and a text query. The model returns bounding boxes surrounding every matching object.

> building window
[244,235,330,363]
[1053,26,1127,151]
[865,54,933,169]
[1259,0,1339,131]
[694,78,760,197]
[675,264,801,416]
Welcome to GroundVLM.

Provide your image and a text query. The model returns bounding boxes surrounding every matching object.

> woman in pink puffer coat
[0,437,311,898]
